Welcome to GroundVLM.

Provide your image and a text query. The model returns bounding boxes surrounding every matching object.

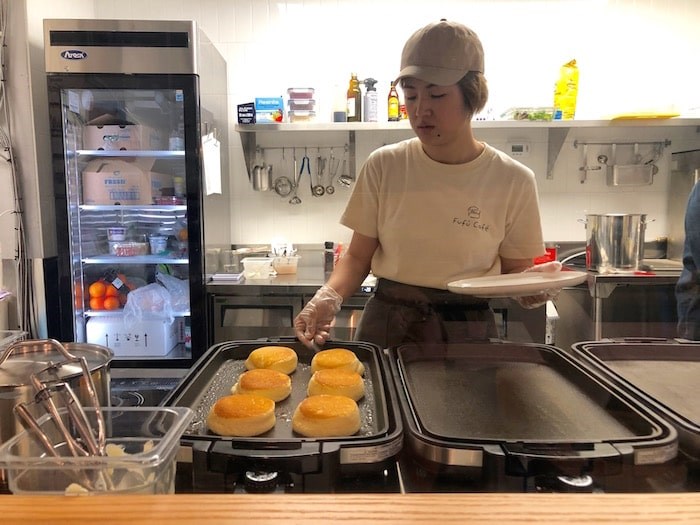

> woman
[295,19,560,349]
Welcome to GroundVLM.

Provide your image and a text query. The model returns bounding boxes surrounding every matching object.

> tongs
[17,358,106,456]
[11,339,112,490]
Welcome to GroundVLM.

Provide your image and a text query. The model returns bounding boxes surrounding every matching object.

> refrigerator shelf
[75,150,185,158]
[82,256,189,265]
[79,204,187,212]
[84,310,191,318]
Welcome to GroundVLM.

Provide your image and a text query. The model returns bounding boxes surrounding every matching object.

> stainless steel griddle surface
[396,342,658,442]
[168,341,388,441]
[575,342,700,424]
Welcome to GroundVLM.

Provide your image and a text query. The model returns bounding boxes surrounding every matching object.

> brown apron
[354,278,497,348]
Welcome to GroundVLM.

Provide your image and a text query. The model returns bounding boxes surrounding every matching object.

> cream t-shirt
[340,138,545,289]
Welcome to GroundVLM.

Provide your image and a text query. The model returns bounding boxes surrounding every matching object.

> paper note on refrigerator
[202,133,221,195]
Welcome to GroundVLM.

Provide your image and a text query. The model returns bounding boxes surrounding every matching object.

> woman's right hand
[294,284,343,349]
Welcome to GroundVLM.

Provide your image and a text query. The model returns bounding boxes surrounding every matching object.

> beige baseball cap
[396,19,484,86]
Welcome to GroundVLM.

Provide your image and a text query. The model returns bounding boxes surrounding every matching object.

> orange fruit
[88,281,106,298]
[89,297,105,310]
[103,296,120,310]
[178,228,188,241]
[105,284,119,297]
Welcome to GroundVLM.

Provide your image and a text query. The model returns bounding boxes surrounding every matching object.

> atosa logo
[60,49,88,60]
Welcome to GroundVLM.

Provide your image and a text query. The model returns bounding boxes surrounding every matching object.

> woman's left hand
[515,261,562,309]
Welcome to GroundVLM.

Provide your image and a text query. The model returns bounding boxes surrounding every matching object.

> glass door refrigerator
[44,19,227,368]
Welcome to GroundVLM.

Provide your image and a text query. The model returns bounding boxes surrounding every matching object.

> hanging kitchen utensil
[273,148,293,197]
[250,147,272,192]
[326,150,340,194]
[300,149,312,198]
[274,176,293,197]
[289,149,304,205]
[312,154,326,196]
[338,157,352,187]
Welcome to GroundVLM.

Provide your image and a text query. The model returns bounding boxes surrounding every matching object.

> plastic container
[0,406,193,495]
[272,255,300,275]
[148,235,169,255]
[107,227,126,241]
[287,98,316,111]
[287,110,316,123]
[108,241,149,257]
[287,87,315,99]
[500,107,554,121]
[241,257,274,279]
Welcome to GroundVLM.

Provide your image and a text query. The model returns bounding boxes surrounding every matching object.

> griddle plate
[169,341,388,441]
[575,342,700,426]
[397,343,659,443]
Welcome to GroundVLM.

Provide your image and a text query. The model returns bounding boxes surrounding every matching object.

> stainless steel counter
[207,266,332,295]
[553,266,682,348]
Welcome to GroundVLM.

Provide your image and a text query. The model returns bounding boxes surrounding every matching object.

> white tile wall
[27,0,700,248]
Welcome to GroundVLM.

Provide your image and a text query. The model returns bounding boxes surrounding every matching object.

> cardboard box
[237,102,255,124]
[254,97,284,123]
[150,171,173,198]
[82,159,152,205]
[83,123,162,151]
[86,316,178,357]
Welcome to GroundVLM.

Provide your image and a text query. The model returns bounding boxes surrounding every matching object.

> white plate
[447,271,588,298]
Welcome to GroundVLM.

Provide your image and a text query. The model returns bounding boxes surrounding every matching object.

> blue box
[255,97,284,123]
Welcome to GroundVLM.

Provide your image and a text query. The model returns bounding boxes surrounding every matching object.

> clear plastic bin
[0,406,193,495]
[287,98,316,111]
[287,110,316,123]
[287,87,314,99]
[500,107,554,121]
[272,255,300,275]
[241,257,274,279]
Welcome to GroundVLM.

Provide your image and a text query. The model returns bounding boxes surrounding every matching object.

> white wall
[23,0,700,251]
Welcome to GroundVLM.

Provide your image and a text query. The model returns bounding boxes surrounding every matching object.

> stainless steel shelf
[235,118,700,182]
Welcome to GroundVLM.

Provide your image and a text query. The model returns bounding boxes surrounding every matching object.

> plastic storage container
[287,110,316,123]
[108,241,149,256]
[287,87,314,99]
[287,99,316,111]
[272,255,300,275]
[241,257,274,279]
[500,107,554,121]
[0,406,193,495]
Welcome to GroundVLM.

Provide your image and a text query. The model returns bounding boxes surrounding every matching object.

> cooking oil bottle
[346,73,361,122]
[388,81,400,121]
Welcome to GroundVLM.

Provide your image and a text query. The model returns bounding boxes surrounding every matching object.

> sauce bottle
[346,73,361,122]
[363,78,378,122]
[388,81,400,121]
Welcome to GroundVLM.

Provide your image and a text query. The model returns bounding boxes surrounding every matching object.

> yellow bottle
[388,81,400,121]
[553,59,579,120]
[346,73,361,122]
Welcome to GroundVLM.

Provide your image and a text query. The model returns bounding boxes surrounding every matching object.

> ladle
[289,150,302,204]
[326,153,340,194]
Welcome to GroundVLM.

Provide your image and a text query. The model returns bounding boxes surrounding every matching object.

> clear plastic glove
[515,261,563,309]
[294,284,343,349]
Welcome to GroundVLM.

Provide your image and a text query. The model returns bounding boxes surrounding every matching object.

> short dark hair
[458,71,488,116]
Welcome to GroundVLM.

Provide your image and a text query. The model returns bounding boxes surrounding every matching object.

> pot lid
[0,339,113,388]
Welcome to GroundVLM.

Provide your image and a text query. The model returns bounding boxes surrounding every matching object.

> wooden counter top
[4,493,700,524]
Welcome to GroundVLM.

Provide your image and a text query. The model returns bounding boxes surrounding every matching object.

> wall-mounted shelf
[235,118,700,181]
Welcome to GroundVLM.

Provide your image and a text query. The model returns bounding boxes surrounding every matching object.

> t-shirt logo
[453,205,489,232]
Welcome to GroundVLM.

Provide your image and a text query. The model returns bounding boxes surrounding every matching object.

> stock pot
[583,213,647,271]
[0,339,113,490]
